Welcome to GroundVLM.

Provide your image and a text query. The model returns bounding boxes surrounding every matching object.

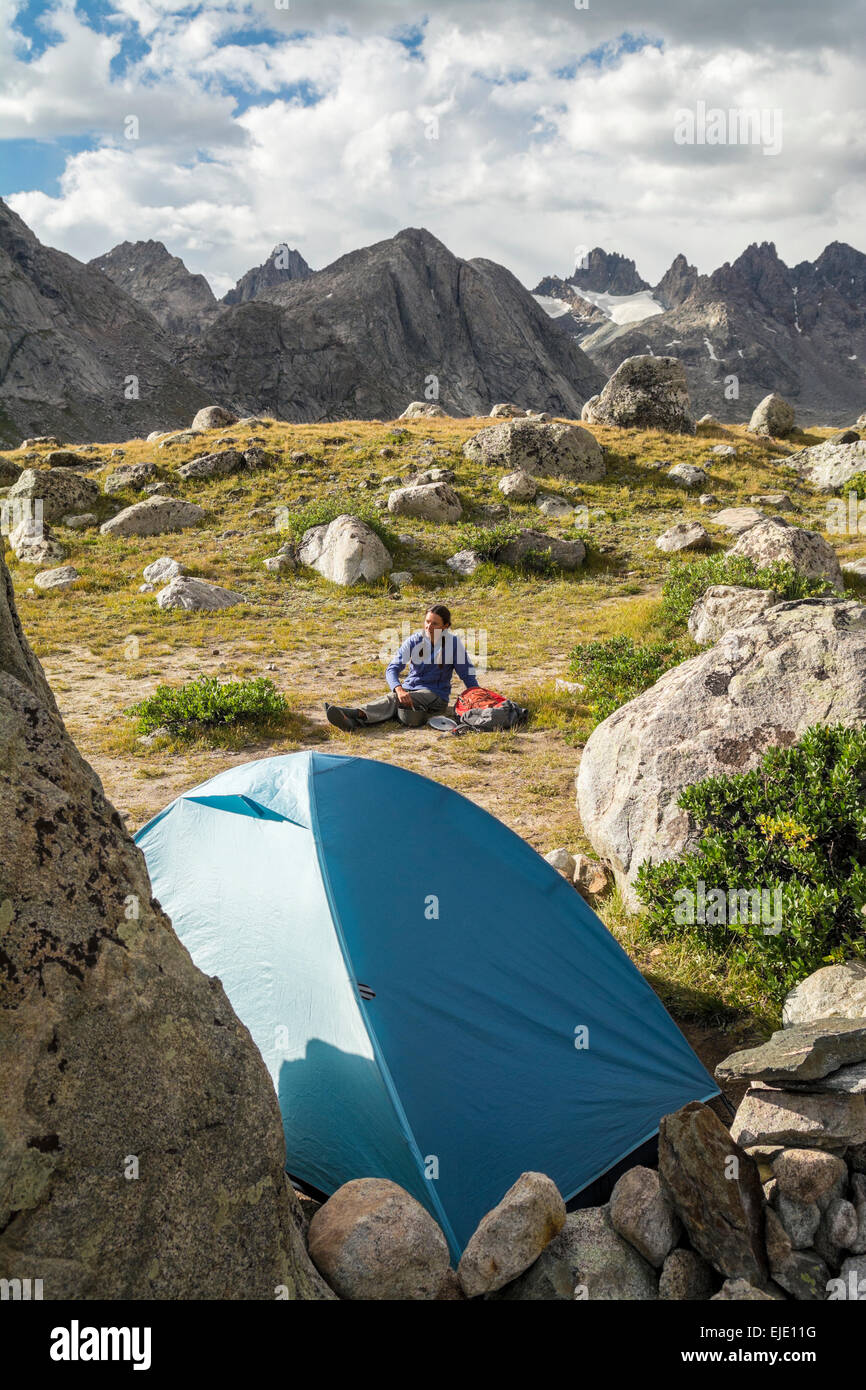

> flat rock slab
[731,1086,866,1150]
[783,961,866,1026]
[710,507,767,534]
[717,1018,866,1084]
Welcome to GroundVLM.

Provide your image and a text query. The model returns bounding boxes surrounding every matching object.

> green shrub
[126,675,289,735]
[842,472,866,500]
[567,634,682,723]
[634,723,866,1003]
[455,520,522,559]
[276,495,394,548]
[659,554,836,633]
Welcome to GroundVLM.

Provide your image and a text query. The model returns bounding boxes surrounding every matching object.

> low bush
[634,723,866,1003]
[567,634,682,723]
[126,675,289,735]
[659,553,836,634]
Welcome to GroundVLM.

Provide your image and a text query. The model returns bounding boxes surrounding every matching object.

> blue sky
[1,1,863,295]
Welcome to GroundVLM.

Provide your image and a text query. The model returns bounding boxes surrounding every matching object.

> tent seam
[306,754,463,1260]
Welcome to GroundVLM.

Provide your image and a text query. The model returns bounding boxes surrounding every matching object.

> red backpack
[454,687,529,730]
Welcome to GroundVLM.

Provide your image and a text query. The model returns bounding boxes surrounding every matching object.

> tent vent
[357,983,376,1000]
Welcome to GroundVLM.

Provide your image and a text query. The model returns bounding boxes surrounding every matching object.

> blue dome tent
[134,751,718,1258]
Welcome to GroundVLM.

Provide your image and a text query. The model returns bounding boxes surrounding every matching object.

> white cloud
[2,2,865,295]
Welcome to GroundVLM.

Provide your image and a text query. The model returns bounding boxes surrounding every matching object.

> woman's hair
[426,603,451,627]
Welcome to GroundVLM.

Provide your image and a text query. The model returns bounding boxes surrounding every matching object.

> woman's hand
[395,686,414,709]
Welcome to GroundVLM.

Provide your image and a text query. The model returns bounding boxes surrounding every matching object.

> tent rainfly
[135,751,718,1258]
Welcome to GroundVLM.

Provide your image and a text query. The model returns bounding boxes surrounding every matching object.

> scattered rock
[655,521,712,553]
[751,493,795,511]
[710,506,767,535]
[496,529,586,570]
[307,1178,451,1300]
[387,481,463,522]
[490,403,527,418]
[298,514,393,586]
[710,444,737,457]
[177,449,246,481]
[498,471,539,501]
[8,516,67,566]
[544,848,576,878]
[710,1279,777,1301]
[667,463,708,489]
[749,393,796,437]
[155,576,245,610]
[572,854,612,901]
[104,461,157,494]
[717,1019,866,1085]
[457,1171,566,1297]
[191,405,238,431]
[61,513,97,530]
[782,438,866,493]
[764,1209,829,1300]
[43,449,86,468]
[143,556,186,585]
[495,1206,658,1300]
[100,496,207,538]
[447,549,483,576]
[463,420,605,482]
[33,565,80,590]
[399,402,448,419]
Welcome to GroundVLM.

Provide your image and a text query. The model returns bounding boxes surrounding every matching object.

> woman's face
[424,611,448,642]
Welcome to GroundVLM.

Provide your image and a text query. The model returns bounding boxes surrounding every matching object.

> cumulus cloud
[2,0,865,294]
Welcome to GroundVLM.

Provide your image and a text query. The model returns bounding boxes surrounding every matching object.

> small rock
[573,854,612,901]
[307,1178,451,1300]
[609,1166,681,1268]
[156,577,246,611]
[655,521,712,553]
[544,848,576,879]
[191,406,238,431]
[658,1249,715,1300]
[457,1171,566,1297]
[667,463,708,489]
[34,565,80,590]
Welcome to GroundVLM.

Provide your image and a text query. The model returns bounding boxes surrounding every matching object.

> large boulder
[783,963,866,1027]
[749,393,796,437]
[7,468,100,523]
[462,420,605,482]
[0,457,22,487]
[307,1179,450,1299]
[688,585,778,645]
[100,497,206,538]
[576,599,866,911]
[34,565,80,591]
[0,547,329,1299]
[591,356,695,434]
[387,481,463,522]
[457,1172,566,1297]
[730,517,844,591]
[191,405,237,431]
[494,1206,658,1300]
[782,439,866,494]
[658,1103,767,1285]
[297,514,392,585]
